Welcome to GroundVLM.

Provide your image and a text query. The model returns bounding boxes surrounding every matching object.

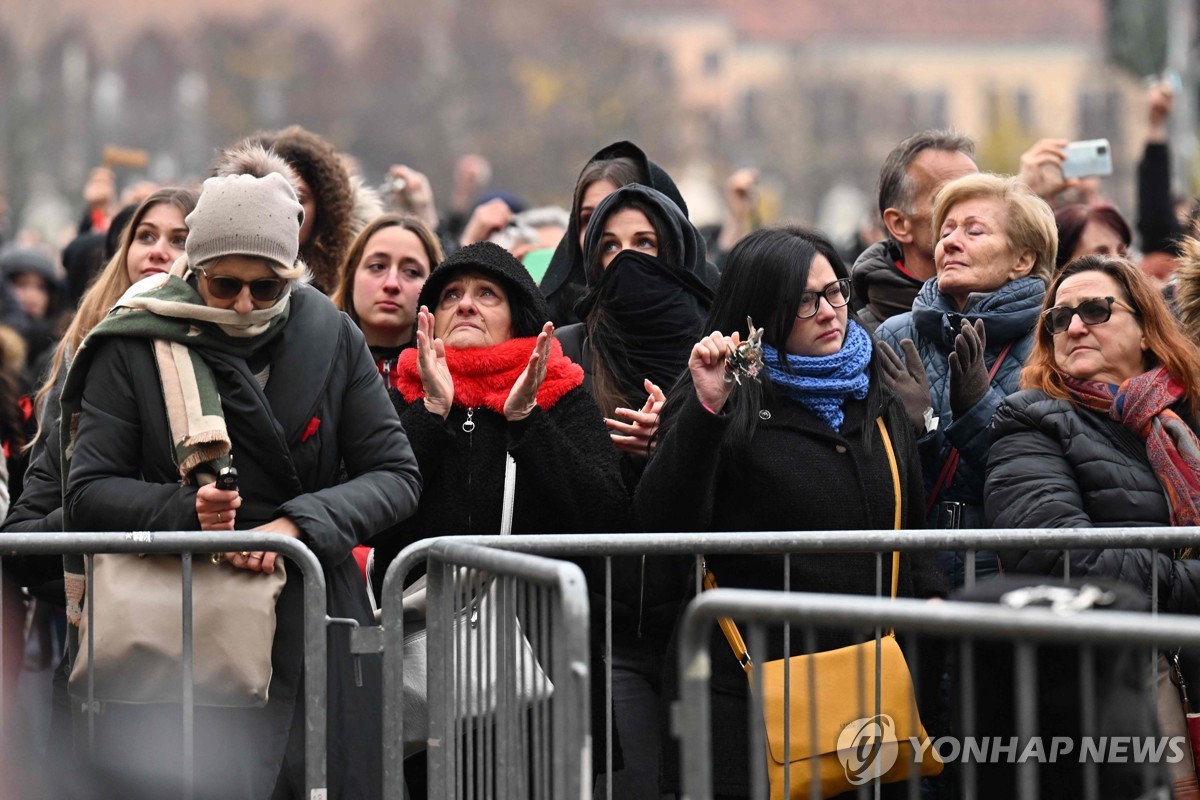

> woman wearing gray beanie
[58,154,421,799]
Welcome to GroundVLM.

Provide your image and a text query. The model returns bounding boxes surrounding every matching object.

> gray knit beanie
[185,172,302,273]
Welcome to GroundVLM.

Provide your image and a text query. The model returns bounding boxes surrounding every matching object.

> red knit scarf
[394,336,584,414]
[1064,366,1200,528]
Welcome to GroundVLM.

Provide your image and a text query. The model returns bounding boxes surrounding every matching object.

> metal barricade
[0,530,329,800]
[378,527,1200,800]
[374,539,589,800]
[676,588,1200,800]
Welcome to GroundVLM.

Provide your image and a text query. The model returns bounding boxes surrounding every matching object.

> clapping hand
[878,339,933,434]
[690,330,741,413]
[504,322,554,421]
[606,379,666,456]
[415,306,454,419]
[948,319,990,419]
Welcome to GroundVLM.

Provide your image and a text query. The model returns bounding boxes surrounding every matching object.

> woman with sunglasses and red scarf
[986,254,1200,612]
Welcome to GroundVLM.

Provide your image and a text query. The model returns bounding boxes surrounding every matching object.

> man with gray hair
[851,130,977,330]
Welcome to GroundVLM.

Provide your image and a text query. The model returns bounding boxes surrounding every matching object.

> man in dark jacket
[852,130,977,331]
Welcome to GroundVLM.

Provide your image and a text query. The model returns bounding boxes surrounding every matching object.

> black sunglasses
[797,278,852,319]
[1042,296,1137,335]
[199,271,287,302]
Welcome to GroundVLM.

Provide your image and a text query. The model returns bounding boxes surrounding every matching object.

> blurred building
[0,0,1166,241]
[614,0,1147,224]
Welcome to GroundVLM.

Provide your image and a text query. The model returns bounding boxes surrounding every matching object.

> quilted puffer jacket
[986,388,1200,614]
[875,276,1045,529]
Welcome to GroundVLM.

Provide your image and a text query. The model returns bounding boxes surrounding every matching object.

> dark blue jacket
[875,276,1045,529]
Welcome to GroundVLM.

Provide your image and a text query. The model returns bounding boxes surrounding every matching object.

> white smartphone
[1061,139,1113,180]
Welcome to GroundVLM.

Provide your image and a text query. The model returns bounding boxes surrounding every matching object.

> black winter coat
[62,285,422,800]
[986,388,1200,614]
[370,387,630,588]
[849,239,923,332]
[635,386,946,796]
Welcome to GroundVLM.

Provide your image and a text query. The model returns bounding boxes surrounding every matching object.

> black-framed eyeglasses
[199,270,287,302]
[1042,296,1137,335]
[796,278,851,319]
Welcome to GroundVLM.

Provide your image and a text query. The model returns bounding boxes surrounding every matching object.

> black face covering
[576,249,713,402]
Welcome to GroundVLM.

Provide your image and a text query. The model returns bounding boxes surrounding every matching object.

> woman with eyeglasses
[875,173,1058,588]
[986,254,1200,600]
[57,147,421,798]
[636,225,946,798]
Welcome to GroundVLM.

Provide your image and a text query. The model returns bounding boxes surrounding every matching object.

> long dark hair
[656,225,886,451]
[583,195,682,417]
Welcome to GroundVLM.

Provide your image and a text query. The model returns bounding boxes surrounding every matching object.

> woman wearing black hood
[540,141,719,326]
[557,183,712,799]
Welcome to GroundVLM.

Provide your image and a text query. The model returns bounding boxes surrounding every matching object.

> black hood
[418,241,549,338]
[540,141,689,324]
[580,184,708,288]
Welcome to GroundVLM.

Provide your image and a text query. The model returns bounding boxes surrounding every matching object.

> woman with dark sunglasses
[56,146,421,798]
[985,255,1200,794]
[874,173,1058,588]
[986,254,1200,609]
[636,226,946,798]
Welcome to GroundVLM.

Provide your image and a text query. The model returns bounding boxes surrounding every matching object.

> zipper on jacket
[463,408,475,532]
[637,555,646,639]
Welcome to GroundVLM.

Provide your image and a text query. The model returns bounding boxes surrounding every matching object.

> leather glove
[878,339,933,433]
[948,319,990,419]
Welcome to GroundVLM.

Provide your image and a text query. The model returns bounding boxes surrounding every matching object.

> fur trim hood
[1175,237,1200,344]
[213,143,301,190]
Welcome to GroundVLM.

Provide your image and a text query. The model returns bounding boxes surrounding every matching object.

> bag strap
[500,452,517,536]
[706,417,904,673]
[924,339,1014,517]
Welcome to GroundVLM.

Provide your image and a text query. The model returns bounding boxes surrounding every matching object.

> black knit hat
[419,242,549,337]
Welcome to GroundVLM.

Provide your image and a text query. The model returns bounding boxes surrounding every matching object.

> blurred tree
[1107,0,1169,77]
[346,0,680,209]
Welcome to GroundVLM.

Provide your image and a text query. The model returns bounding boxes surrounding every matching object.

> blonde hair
[932,173,1058,286]
[34,188,197,439]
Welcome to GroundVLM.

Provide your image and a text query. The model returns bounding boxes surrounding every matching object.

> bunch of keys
[723,317,765,385]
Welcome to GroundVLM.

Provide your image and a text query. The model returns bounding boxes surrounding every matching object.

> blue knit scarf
[763,320,873,431]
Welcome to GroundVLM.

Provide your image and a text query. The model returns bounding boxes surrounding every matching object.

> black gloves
[878,338,933,434]
[948,319,990,420]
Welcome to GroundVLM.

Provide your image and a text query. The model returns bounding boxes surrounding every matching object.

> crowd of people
[0,76,1198,799]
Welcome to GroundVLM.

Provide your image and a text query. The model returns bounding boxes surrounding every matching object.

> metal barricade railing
[676,589,1200,800]
[378,528,1200,799]
[0,531,329,799]
[373,539,590,800]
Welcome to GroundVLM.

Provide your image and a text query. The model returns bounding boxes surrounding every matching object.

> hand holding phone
[1061,139,1113,180]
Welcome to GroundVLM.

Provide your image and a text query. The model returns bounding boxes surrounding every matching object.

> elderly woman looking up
[60,151,421,798]
[369,241,628,582]
[876,173,1057,587]
[986,254,1200,611]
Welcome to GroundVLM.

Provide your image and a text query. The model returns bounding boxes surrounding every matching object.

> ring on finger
[239,551,251,558]
[217,512,224,522]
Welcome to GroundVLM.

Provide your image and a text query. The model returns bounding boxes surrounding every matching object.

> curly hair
[1174,236,1200,345]
[239,126,354,294]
